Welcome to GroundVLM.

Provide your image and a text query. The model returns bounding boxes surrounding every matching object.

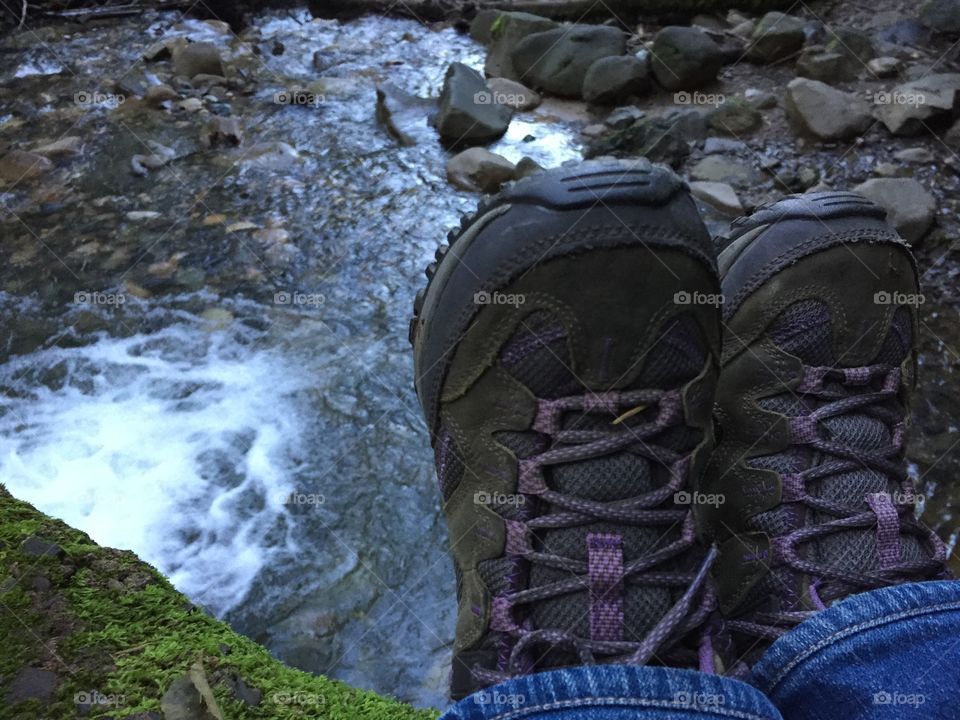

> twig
[19,0,27,28]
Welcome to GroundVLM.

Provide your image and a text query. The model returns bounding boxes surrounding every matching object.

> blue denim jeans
[440,580,960,719]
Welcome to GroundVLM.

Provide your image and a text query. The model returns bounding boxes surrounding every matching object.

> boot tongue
[494,312,707,652]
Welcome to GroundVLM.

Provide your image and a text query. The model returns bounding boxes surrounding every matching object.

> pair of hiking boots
[409,160,950,698]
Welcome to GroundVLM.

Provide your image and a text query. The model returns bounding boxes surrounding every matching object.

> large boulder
[435,62,512,145]
[920,0,960,33]
[512,25,627,98]
[785,78,873,140]
[650,26,727,91]
[873,74,960,135]
[484,12,559,80]
[582,55,651,105]
[747,12,806,63]
[852,178,936,243]
[485,77,541,111]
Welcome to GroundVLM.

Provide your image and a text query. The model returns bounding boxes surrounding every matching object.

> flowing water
[2,6,959,712]
[0,10,581,708]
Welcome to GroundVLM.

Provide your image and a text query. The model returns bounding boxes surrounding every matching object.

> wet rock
[446,148,515,193]
[178,98,204,112]
[484,12,559,80]
[161,664,224,720]
[796,49,856,83]
[920,0,960,33]
[512,25,627,98]
[485,78,541,111]
[895,147,935,163]
[868,56,902,77]
[707,99,762,136]
[585,116,691,168]
[785,78,872,140]
[606,105,645,129]
[375,84,436,146]
[222,672,261,707]
[0,150,52,182]
[650,26,726,91]
[145,84,179,106]
[582,55,650,105]
[662,107,708,143]
[7,667,58,705]
[747,12,807,63]
[435,63,512,144]
[703,137,746,154]
[745,87,778,109]
[853,178,936,243]
[33,136,82,157]
[690,155,755,186]
[144,37,183,62]
[202,117,242,148]
[690,181,743,215]
[172,42,225,79]
[514,156,545,179]
[874,74,960,135]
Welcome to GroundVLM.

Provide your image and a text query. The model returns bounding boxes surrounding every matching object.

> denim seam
[488,696,775,720]
[760,599,960,692]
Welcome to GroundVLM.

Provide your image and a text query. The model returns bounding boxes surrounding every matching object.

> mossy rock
[0,485,437,720]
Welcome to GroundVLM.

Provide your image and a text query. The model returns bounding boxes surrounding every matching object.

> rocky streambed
[1,0,960,716]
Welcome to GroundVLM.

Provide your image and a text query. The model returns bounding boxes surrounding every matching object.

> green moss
[0,486,439,720]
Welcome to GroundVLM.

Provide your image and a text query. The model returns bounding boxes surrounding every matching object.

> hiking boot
[410,159,728,700]
[699,192,951,663]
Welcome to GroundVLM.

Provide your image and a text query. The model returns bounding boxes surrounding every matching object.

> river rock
[650,26,726,91]
[484,12,559,80]
[582,55,650,104]
[852,178,936,243]
[512,25,627,98]
[172,42,224,79]
[796,49,856,83]
[707,99,762,135]
[375,83,436,146]
[485,78,540,111]
[435,63,512,144]
[868,56,902,77]
[824,28,875,65]
[33,136,82,157]
[690,155,755,186]
[0,150,52,182]
[785,78,872,140]
[446,148,515,193]
[690,181,743,215]
[514,156,545,179]
[873,74,960,135]
[585,116,691,168]
[161,664,223,720]
[145,84,179,106]
[470,8,500,44]
[920,0,960,33]
[894,147,934,163]
[202,117,243,148]
[747,12,807,63]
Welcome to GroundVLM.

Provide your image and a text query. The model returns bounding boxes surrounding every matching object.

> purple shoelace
[729,363,949,641]
[472,387,719,685]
